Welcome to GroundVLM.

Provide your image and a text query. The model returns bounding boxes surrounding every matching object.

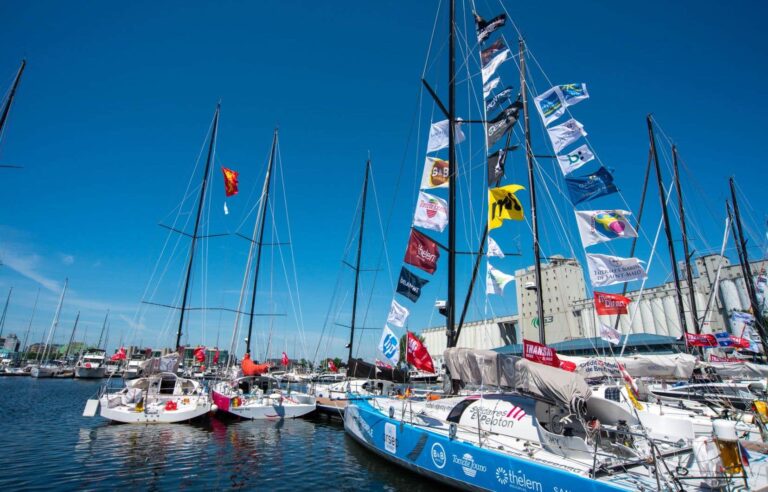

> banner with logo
[378,325,400,366]
[685,332,718,347]
[585,253,647,287]
[575,209,637,247]
[533,86,565,126]
[485,86,514,114]
[483,77,501,98]
[420,156,450,189]
[413,191,448,232]
[594,291,631,315]
[486,263,514,295]
[481,49,510,83]
[599,322,621,344]
[557,144,594,175]
[427,119,465,153]
[386,299,410,328]
[487,149,506,185]
[729,311,755,336]
[487,236,504,258]
[488,184,525,230]
[481,39,505,66]
[523,339,560,368]
[404,228,440,274]
[486,100,522,147]
[396,267,429,302]
[714,331,733,347]
[547,118,586,153]
[475,12,506,43]
[559,83,589,106]
[565,167,619,205]
[406,332,435,373]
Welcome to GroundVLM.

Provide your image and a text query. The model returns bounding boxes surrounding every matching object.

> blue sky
[1,1,766,362]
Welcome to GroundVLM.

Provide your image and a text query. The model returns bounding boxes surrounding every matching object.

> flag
[396,267,429,302]
[487,149,507,185]
[739,441,751,467]
[486,263,514,295]
[328,359,338,373]
[599,322,621,345]
[222,167,239,197]
[488,184,525,230]
[559,83,589,106]
[685,332,718,347]
[486,99,522,147]
[387,299,410,328]
[213,348,220,364]
[475,12,506,43]
[483,77,501,98]
[481,49,510,83]
[534,86,565,126]
[281,351,289,366]
[731,336,752,349]
[523,339,560,368]
[486,86,514,114]
[547,118,587,153]
[586,253,647,287]
[378,325,400,366]
[618,363,638,394]
[420,156,450,189]
[487,236,504,258]
[406,332,435,373]
[404,228,440,274]
[111,347,126,361]
[594,291,631,315]
[481,39,505,66]
[194,346,206,363]
[375,359,393,370]
[730,311,755,335]
[556,144,594,175]
[575,209,638,247]
[427,119,465,153]
[223,202,229,215]
[714,331,733,347]
[565,167,618,205]
[413,191,448,232]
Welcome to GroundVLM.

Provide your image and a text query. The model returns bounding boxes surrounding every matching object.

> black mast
[0,60,25,138]
[176,104,220,349]
[348,159,370,362]
[446,0,458,348]
[647,116,689,336]
[244,129,278,356]
[672,145,700,334]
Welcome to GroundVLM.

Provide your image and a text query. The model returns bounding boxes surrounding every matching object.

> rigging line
[733,179,768,255]
[235,142,274,232]
[422,0,445,79]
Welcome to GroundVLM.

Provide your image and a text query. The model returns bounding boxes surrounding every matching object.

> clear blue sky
[1,1,766,362]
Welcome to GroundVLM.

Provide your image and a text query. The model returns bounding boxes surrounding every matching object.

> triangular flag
[487,236,504,258]
[486,263,514,295]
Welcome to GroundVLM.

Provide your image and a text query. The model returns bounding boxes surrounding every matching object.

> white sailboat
[31,279,68,378]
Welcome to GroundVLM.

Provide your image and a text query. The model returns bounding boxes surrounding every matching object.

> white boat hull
[99,395,212,424]
[30,366,54,378]
[75,366,107,379]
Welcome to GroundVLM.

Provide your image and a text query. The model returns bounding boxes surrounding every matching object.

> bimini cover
[706,362,768,378]
[562,353,697,380]
[141,353,180,375]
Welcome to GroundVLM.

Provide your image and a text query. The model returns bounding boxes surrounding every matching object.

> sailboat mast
[39,279,68,363]
[647,116,689,336]
[96,310,109,349]
[348,159,370,362]
[519,39,546,344]
[20,288,39,363]
[0,60,26,137]
[445,0,458,348]
[0,287,12,338]
[175,104,220,349]
[672,146,700,334]
[64,312,80,361]
[245,129,278,356]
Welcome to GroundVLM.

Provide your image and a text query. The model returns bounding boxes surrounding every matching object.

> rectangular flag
[600,323,621,345]
[487,149,506,185]
[486,100,522,147]
[396,267,429,302]
[487,236,504,258]
[427,119,465,153]
[406,332,435,373]
[485,86,514,114]
[481,39,505,66]
[730,311,755,336]
[413,191,448,232]
[560,83,589,106]
[420,156,450,189]
[481,49,510,83]
[557,144,594,175]
[486,263,514,295]
[222,167,239,197]
[387,299,410,327]
[534,86,565,126]
[565,167,618,205]
[714,331,734,347]
[483,77,501,98]
[575,210,638,247]
[685,332,718,347]
[547,118,587,153]
[404,228,440,274]
[523,339,560,368]
[475,13,506,43]
[594,291,631,315]
[488,184,525,230]
[586,253,647,287]
[378,325,400,366]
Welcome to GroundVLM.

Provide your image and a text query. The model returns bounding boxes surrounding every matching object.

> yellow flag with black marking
[488,184,525,230]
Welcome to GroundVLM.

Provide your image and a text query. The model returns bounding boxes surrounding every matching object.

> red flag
[523,339,560,368]
[375,359,393,370]
[328,360,338,373]
[685,332,718,347]
[111,347,126,361]
[730,336,752,349]
[406,332,435,373]
[404,228,440,274]
[213,348,220,364]
[593,291,631,315]
[281,351,289,366]
[222,167,239,197]
[194,346,206,363]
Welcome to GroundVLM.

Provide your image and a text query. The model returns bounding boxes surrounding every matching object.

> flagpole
[0,60,25,139]
[446,0,458,349]
[348,159,370,363]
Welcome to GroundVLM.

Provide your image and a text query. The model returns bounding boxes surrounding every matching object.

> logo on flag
[488,184,525,230]
[396,267,429,303]
[420,157,450,189]
[485,86,515,115]
[222,167,239,197]
[559,83,589,106]
[523,339,560,368]
[547,118,587,153]
[575,210,637,247]
[474,12,506,43]
[556,144,594,175]
[481,39,505,66]
[599,322,621,345]
[413,191,448,232]
[534,86,565,126]
[483,77,501,98]
[685,332,718,347]
[378,325,400,366]
[486,99,522,147]
[481,49,510,83]
[404,228,440,274]
[565,167,618,205]
[487,236,504,258]
[586,253,647,287]
[486,263,514,296]
[406,332,435,373]
[487,149,509,185]
[594,291,631,315]
[427,119,465,153]
[387,299,410,328]
[714,331,734,347]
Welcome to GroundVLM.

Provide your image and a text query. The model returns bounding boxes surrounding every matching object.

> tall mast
[0,287,11,338]
[96,310,109,349]
[0,60,26,138]
[348,159,370,362]
[647,116,689,336]
[20,288,40,362]
[175,104,220,349]
[39,279,68,363]
[519,39,546,344]
[63,312,80,361]
[672,146,700,334]
[445,0,458,348]
[245,129,278,356]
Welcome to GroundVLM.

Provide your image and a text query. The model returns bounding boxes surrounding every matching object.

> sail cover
[560,353,697,380]
[706,361,768,378]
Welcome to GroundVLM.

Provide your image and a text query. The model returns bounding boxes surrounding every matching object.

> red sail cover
[111,347,126,361]
[281,351,289,366]
[222,167,239,197]
[523,339,560,368]
[593,291,631,315]
[241,353,270,376]
[404,228,440,274]
[406,332,435,373]
[685,332,718,347]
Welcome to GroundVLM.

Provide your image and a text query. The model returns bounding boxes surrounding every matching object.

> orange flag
[222,167,239,197]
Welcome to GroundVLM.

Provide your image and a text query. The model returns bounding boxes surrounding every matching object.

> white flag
[600,322,621,345]
[534,86,566,126]
[378,325,400,366]
[481,49,510,84]
[483,77,501,98]
[427,119,466,153]
[223,202,229,215]
[547,118,587,153]
[420,156,449,189]
[556,144,594,175]
[586,253,647,287]
[487,236,504,258]
[387,299,410,327]
[413,191,448,232]
[575,210,638,248]
[560,83,589,106]
[486,263,514,295]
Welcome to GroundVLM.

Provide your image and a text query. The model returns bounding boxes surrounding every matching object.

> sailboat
[30,280,69,378]
[75,312,110,379]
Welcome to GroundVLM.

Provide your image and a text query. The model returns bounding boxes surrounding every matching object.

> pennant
[575,210,637,247]
[585,253,647,287]
[565,167,618,205]
[486,86,515,115]
[396,267,429,303]
[594,291,631,315]
[481,49,510,83]
[534,86,566,126]
[559,83,589,106]
[523,339,560,368]
[486,263,514,295]
[427,119,465,153]
[406,332,435,373]
[714,331,734,347]
[685,332,718,347]
[222,167,239,197]
[557,144,594,175]
[599,322,621,345]
[547,118,587,153]
[487,236,504,258]
[413,191,448,232]
[488,184,525,230]
[420,156,450,189]
[281,351,289,366]
[404,228,440,274]
[481,39,505,66]
[483,77,501,98]
[475,12,506,43]
[328,359,338,372]
[387,299,410,328]
[378,325,400,366]
[486,99,522,147]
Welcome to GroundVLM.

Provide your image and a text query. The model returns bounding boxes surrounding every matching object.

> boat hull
[75,367,107,379]
[30,367,54,378]
[98,395,211,424]
[211,389,316,420]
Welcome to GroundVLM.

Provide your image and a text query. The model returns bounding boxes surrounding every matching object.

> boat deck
[315,398,346,419]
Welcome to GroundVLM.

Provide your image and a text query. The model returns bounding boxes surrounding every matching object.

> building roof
[493,333,685,356]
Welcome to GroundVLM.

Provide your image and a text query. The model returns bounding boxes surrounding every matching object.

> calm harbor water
[0,378,436,491]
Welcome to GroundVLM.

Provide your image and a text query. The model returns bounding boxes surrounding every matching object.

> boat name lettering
[495,467,543,491]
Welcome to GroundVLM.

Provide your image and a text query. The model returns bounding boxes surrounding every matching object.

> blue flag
[714,331,734,347]
[396,267,429,303]
[565,167,618,205]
